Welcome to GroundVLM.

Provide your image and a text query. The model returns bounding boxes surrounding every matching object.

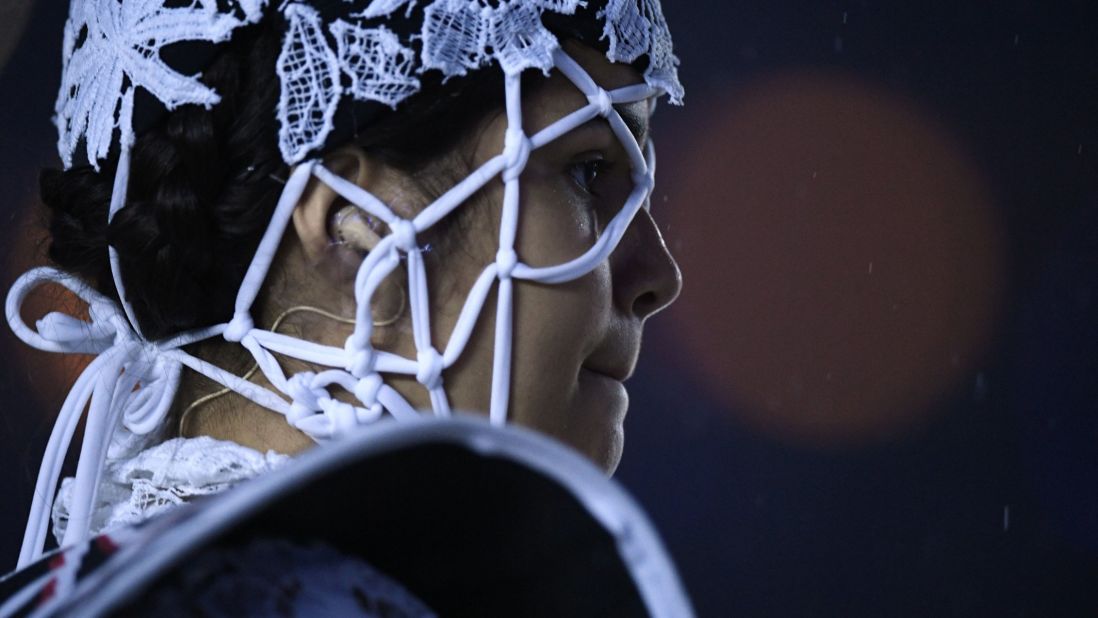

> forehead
[524,40,652,138]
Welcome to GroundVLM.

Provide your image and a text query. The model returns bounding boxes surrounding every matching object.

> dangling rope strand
[6,269,225,566]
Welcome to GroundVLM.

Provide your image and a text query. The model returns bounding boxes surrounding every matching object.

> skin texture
[181,41,681,474]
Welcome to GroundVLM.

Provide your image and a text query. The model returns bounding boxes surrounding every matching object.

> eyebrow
[614,102,650,146]
[564,103,650,149]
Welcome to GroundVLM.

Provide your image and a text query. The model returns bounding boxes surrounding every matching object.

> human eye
[567,154,614,197]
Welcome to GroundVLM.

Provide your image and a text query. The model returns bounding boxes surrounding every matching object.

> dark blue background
[2,1,1096,615]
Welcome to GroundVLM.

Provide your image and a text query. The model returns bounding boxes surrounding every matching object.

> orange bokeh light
[664,70,1006,448]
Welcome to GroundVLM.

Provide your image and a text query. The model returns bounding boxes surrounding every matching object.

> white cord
[5,47,661,567]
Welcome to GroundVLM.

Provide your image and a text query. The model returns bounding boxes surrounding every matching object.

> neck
[174,342,316,455]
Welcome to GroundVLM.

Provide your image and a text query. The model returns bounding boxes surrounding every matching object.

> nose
[612,207,683,320]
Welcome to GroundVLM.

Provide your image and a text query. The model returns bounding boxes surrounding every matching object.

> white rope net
[6,0,680,569]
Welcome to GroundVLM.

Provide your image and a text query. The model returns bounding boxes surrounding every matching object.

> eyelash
[568,157,613,196]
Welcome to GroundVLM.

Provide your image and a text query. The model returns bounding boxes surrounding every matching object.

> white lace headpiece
[6,0,683,568]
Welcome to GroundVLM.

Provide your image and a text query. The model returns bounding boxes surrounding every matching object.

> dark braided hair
[41,17,515,340]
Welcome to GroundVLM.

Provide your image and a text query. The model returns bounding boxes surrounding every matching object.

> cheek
[515,179,599,268]
[509,263,622,473]
[510,177,612,380]
[425,178,610,410]
[510,265,612,429]
[509,187,615,435]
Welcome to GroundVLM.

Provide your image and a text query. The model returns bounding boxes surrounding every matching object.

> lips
[581,355,635,383]
[582,365,628,383]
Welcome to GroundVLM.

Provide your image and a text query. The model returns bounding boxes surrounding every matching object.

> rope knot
[503,128,532,182]
[496,248,518,279]
[320,400,358,437]
[391,219,418,252]
[354,374,384,407]
[287,372,325,424]
[589,88,613,117]
[348,347,377,378]
[416,348,445,390]
[224,311,254,343]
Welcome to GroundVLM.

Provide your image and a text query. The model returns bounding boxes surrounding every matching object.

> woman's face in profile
[407,41,682,473]
[266,42,681,473]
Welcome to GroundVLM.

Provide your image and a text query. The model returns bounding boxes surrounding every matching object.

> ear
[291,145,383,264]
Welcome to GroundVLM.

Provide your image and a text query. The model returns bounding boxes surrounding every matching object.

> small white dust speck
[1013,34,1019,46]
[868,262,874,274]
[842,11,848,24]
[812,171,818,179]
[1078,144,1084,155]
[1003,505,1010,531]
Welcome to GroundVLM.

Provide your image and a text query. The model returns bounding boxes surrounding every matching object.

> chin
[592,381,629,475]
[597,423,625,476]
[522,371,630,475]
[540,409,625,476]
[576,385,628,476]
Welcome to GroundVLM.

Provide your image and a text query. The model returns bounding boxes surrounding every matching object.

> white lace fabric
[55,0,267,170]
[51,437,288,544]
[54,0,683,169]
[276,0,682,165]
